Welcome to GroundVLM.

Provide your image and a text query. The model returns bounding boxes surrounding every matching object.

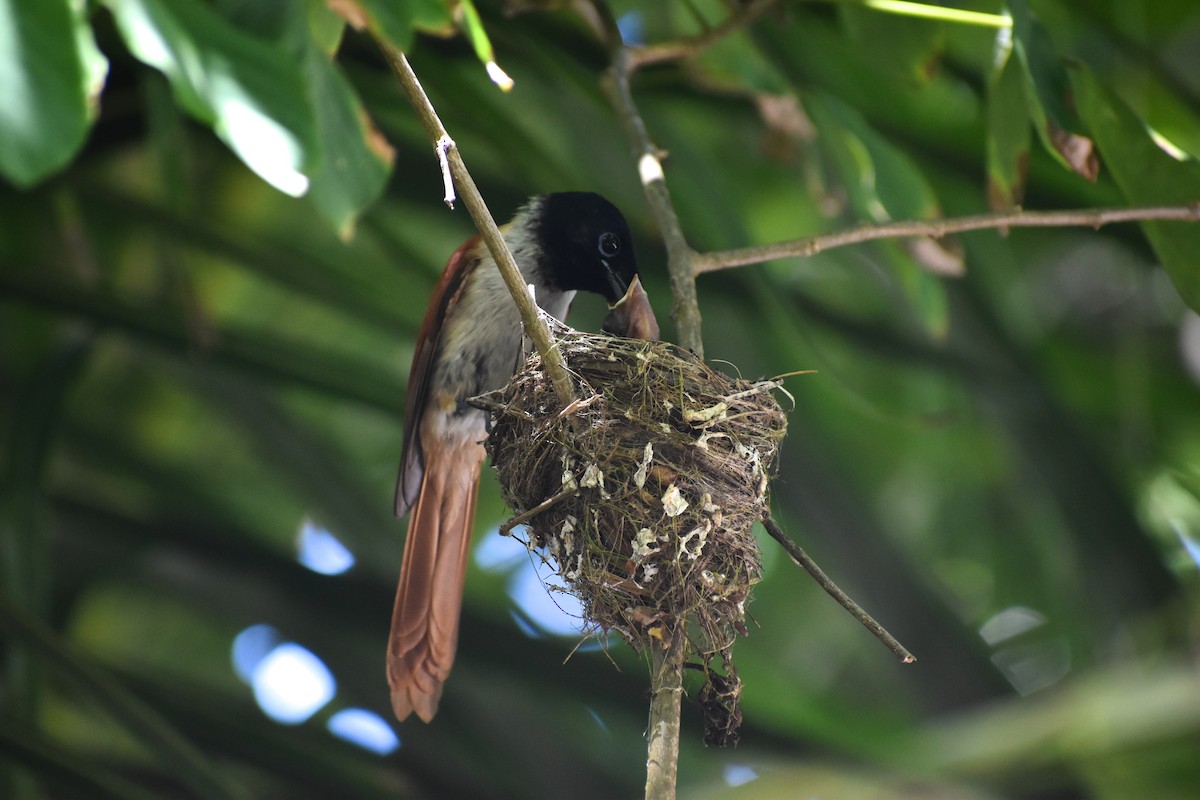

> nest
[472,317,788,745]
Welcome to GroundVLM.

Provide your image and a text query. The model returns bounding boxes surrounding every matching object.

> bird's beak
[602,275,660,341]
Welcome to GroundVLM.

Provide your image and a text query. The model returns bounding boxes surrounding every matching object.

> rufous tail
[387,440,483,722]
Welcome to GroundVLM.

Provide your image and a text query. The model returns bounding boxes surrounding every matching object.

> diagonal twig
[375,42,578,413]
[762,515,915,663]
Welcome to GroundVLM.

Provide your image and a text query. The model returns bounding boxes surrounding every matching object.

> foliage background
[3,1,1200,798]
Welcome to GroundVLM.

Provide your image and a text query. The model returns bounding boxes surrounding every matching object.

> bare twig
[597,0,793,358]
[762,515,916,664]
[694,203,1200,275]
[376,42,578,412]
[626,0,780,69]
[498,486,576,536]
[604,50,704,356]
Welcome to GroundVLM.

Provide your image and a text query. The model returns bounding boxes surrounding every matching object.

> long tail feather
[387,440,483,722]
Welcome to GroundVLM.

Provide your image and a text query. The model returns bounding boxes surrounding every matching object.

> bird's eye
[597,232,621,259]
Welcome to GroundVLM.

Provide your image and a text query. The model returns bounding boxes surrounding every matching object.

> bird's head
[530,191,659,340]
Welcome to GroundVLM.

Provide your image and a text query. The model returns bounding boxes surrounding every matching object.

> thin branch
[376,42,578,412]
[626,0,781,69]
[693,202,1200,275]
[604,49,704,356]
[598,0,790,358]
[498,485,576,536]
[762,515,916,664]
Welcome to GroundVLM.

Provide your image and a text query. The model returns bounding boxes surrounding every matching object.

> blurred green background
[3,1,1200,798]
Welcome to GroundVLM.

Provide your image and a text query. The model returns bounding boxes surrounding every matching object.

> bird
[389,191,659,722]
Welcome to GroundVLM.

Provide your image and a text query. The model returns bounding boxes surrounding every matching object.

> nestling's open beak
[602,275,660,341]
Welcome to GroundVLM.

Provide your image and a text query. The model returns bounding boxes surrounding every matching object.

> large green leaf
[1073,66,1200,312]
[0,0,107,187]
[296,30,394,237]
[102,0,318,197]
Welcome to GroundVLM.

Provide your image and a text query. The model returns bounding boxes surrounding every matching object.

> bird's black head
[531,192,639,304]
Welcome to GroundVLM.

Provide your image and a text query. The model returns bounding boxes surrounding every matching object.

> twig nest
[472,317,788,745]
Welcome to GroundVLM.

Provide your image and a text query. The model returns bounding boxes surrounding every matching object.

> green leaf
[276,8,393,237]
[695,28,790,96]
[0,0,108,187]
[807,92,940,223]
[806,92,952,337]
[306,0,346,55]
[985,27,1031,209]
[302,50,394,236]
[1115,72,1200,163]
[325,0,452,51]
[895,243,950,339]
[838,4,945,84]
[1009,0,1098,181]
[102,0,318,197]
[1073,66,1200,312]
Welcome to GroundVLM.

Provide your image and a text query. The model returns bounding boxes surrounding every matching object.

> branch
[625,0,780,69]
[597,0,792,358]
[762,515,915,664]
[604,49,705,356]
[644,624,685,800]
[376,42,578,412]
[693,203,1200,275]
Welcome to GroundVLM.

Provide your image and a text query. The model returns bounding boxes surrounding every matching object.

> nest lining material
[471,316,788,745]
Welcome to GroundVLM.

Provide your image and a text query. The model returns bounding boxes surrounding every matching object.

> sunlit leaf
[102,0,317,197]
[280,9,394,237]
[1073,65,1200,312]
[1009,0,1098,181]
[303,52,394,236]
[1114,71,1200,163]
[0,0,108,187]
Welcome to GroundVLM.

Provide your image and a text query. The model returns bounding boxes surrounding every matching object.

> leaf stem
[604,49,705,357]
[821,0,1011,28]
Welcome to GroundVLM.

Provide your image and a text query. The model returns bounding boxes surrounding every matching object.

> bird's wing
[394,235,482,517]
